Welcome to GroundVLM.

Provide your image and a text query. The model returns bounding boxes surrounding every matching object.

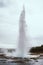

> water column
[18,6,26,57]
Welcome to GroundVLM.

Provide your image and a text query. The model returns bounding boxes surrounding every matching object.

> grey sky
[0,0,43,48]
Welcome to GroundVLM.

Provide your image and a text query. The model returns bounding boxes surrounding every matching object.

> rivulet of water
[0,59,43,65]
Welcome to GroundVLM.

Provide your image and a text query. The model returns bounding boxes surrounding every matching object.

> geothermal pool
[0,58,43,65]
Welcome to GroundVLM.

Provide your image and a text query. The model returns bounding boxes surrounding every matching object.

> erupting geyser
[17,6,26,57]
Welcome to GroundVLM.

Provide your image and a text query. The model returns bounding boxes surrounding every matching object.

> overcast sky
[0,0,43,48]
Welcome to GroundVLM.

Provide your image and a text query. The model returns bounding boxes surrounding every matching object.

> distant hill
[30,45,43,54]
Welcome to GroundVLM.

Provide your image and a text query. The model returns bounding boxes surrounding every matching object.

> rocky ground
[0,53,43,63]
